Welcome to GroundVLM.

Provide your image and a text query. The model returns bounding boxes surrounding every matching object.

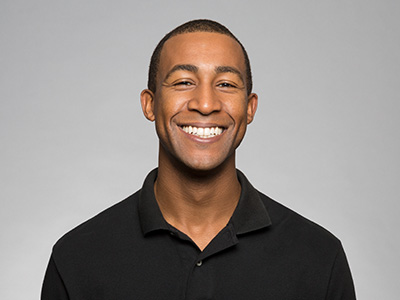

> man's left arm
[325,243,356,299]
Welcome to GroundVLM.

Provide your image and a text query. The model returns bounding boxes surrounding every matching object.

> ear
[140,89,156,122]
[246,93,258,124]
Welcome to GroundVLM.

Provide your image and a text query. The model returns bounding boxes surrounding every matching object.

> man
[42,19,356,299]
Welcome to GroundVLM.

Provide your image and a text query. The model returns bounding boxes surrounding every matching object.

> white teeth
[181,126,224,138]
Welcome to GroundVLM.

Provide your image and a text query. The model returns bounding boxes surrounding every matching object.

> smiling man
[42,20,356,299]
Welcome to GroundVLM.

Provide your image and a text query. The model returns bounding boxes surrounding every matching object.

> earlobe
[246,93,258,124]
[140,89,156,122]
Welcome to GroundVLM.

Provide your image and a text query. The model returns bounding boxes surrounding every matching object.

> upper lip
[177,122,228,129]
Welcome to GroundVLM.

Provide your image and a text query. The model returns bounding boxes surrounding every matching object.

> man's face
[141,32,257,172]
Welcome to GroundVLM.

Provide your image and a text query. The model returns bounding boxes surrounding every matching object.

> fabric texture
[41,169,356,299]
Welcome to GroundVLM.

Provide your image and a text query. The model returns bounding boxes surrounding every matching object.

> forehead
[158,32,246,75]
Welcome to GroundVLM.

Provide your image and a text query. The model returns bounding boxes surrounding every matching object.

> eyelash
[218,82,236,88]
[172,81,237,88]
[174,81,193,86]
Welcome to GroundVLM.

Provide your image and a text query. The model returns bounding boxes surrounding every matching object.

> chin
[177,153,234,175]
[182,160,218,172]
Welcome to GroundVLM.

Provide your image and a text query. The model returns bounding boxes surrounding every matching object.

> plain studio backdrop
[1,0,399,299]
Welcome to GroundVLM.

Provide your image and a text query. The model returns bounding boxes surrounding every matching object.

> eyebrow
[215,66,244,83]
[163,64,244,83]
[164,64,198,81]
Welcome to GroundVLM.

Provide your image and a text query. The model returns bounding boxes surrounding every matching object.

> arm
[325,244,356,300]
[41,255,70,300]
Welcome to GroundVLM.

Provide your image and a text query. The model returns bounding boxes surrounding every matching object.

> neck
[154,146,241,250]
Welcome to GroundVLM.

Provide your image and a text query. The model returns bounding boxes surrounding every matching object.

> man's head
[141,20,258,173]
[147,19,253,95]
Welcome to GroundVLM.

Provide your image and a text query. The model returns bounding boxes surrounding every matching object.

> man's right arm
[41,255,70,300]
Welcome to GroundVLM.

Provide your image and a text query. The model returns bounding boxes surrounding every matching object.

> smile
[181,125,224,139]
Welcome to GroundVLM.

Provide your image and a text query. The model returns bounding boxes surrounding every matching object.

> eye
[174,81,193,86]
[217,82,236,88]
[171,80,195,90]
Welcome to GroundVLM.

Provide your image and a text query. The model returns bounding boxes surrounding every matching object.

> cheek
[154,94,187,118]
[225,100,249,122]
[153,97,185,137]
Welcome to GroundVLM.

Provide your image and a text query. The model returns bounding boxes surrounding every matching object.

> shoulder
[52,190,141,259]
[252,192,355,297]
[258,191,342,257]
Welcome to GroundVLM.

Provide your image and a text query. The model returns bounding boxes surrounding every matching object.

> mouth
[180,125,225,139]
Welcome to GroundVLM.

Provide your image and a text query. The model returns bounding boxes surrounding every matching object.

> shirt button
[196,260,203,267]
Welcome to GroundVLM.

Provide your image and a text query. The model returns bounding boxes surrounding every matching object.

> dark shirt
[42,169,356,299]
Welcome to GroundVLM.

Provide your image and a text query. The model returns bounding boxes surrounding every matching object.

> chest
[63,230,331,300]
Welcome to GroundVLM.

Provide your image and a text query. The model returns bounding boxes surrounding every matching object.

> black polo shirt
[42,169,356,299]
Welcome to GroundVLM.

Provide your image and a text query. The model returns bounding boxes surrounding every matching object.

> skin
[140,32,258,250]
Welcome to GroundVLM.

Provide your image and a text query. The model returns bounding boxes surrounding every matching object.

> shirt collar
[230,169,272,234]
[138,168,271,236]
[138,168,169,235]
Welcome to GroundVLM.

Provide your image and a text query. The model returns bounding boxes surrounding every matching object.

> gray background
[1,0,399,299]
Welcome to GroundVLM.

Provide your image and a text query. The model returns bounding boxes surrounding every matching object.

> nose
[187,84,222,115]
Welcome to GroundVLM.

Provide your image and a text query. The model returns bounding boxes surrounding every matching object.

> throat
[177,223,228,251]
[154,166,241,250]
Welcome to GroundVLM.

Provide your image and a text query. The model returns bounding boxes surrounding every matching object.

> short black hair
[147,19,253,95]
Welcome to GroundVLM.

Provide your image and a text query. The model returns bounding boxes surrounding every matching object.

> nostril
[187,94,222,115]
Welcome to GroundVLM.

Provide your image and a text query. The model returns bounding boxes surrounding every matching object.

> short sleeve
[41,255,70,300]
[325,244,356,300]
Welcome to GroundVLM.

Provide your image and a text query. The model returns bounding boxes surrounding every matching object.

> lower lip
[178,126,225,143]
